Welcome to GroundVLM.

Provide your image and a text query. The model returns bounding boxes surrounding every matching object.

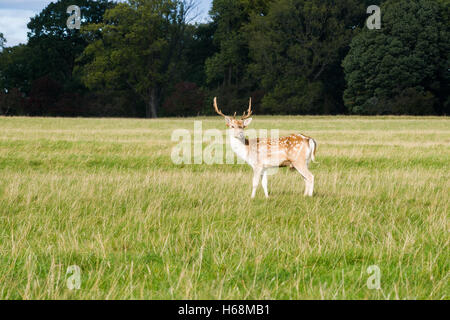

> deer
[213,97,317,198]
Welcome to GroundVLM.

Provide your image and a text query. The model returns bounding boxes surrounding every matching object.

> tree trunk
[147,88,158,118]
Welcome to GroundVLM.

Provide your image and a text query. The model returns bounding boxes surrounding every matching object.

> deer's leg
[251,167,263,199]
[293,161,314,197]
[307,173,314,197]
[261,169,269,198]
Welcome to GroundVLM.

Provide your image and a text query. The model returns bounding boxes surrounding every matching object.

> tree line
[0,0,448,118]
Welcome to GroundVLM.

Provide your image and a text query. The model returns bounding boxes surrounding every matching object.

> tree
[0,0,113,98]
[78,0,195,118]
[163,82,205,116]
[342,0,449,114]
[205,0,272,112]
[25,76,63,116]
[246,0,365,114]
[182,22,218,87]
[0,33,5,51]
[0,45,35,94]
[0,88,25,115]
[26,0,114,88]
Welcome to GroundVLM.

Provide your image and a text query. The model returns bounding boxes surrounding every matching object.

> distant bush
[388,88,436,115]
[163,82,205,117]
[0,88,25,115]
[25,76,63,116]
[82,91,145,117]
[359,88,437,115]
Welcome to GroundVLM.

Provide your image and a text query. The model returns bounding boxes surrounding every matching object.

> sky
[0,0,212,47]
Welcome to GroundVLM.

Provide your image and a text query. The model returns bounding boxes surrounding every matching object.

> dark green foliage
[26,0,114,89]
[247,0,366,114]
[0,88,25,115]
[0,0,448,116]
[163,82,205,116]
[0,33,5,50]
[342,0,449,114]
[77,0,195,118]
[26,76,63,115]
[0,44,35,94]
[0,0,115,116]
[182,23,218,87]
[204,0,271,113]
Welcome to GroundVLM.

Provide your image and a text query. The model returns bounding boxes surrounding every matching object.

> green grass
[0,116,448,299]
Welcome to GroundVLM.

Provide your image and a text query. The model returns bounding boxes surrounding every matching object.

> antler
[213,97,230,118]
[241,97,252,120]
[214,97,253,120]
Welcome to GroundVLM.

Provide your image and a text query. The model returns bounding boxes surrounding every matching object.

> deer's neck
[228,131,250,164]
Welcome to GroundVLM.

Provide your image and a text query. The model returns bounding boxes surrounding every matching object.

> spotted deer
[214,97,317,198]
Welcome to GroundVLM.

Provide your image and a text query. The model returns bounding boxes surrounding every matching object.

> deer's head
[213,97,253,139]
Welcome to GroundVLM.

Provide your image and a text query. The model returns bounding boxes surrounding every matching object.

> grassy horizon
[0,116,448,299]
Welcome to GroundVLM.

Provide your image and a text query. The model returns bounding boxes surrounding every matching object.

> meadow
[0,116,448,299]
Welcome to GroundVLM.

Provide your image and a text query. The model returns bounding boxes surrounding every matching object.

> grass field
[0,116,448,300]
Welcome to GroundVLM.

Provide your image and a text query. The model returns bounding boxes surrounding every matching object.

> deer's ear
[243,118,252,127]
[225,117,232,126]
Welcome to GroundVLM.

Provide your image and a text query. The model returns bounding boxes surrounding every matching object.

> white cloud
[0,9,37,46]
[0,0,50,11]
[0,1,56,46]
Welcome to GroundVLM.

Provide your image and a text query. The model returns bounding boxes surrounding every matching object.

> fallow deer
[214,97,317,198]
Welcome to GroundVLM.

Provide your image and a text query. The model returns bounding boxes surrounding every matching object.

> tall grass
[0,116,448,299]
